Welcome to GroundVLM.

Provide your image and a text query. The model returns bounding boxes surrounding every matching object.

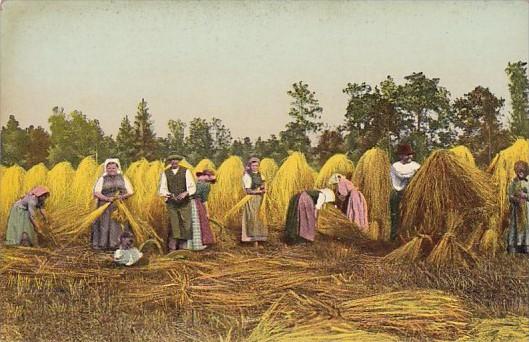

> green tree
[314,129,346,166]
[132,98,158,161]
[115,115,137,168]
[166,119,187,156]
[505,61,529,138]
[210,117,232,165]
[1,115,29,166]
[231,137,254,162]
[186,118,213,163]
[26,125,51,167]
[254,134,287,163]
[280,81,323,156]
[453,86,510,166]
[48,107,108,167]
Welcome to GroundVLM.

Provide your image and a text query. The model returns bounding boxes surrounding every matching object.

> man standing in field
[159,154,196,251]
[390,144,420,241]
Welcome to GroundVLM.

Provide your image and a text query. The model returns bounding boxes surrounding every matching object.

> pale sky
[1,0,528,140]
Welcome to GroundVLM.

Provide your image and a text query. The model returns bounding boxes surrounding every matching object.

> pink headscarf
[29,186,50,197]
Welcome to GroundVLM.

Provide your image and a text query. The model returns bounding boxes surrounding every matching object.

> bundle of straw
[195,159,216,173]
[479,216,501,257]
[458,316,529,341]
[352,148,391,240]
[71,156,99,210]
[339,290,471,339]
[383,234,432,263]
[143,160,166,227]
[426,212,477,268]
[449,146,476,167]
[315,154,355,188]
[267,152,315,225]
[487,138,529,230]
[0,165,26,232]
[115,200,162,244]
[45,161,75,212]
[208,156,246,223]
[400,150,495,241]
[317,206,369,241]
[22,163,49,193]
[260,158,279,181]
[125,159,150,217]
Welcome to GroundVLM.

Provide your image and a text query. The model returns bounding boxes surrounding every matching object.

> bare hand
[176,192,188,200]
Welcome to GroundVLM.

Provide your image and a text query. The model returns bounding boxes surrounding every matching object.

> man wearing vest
[159,154,197,251]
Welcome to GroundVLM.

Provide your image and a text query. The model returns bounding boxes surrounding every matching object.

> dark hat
[396,144,414,156]
[167,153,184,161]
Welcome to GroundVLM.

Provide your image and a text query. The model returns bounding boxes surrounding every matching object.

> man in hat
[390,143,421,241]
[159,154,196,251]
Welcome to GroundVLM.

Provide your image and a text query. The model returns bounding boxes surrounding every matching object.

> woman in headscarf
[5,186,50,247]
[507,160,529,254]
[284,188,335,244]
[328,173,369,231]
[180,170,216,250]
[242,157,267,247]
[91,158,134,250]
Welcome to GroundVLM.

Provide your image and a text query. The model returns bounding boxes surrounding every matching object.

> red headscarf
[29,186,50,197]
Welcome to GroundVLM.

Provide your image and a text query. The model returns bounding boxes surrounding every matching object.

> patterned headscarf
[328,173,345,186]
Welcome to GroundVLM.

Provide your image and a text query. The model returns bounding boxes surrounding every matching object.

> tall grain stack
[315,154,355,188]
[22,163,49,193]
[144,160,166,229]
[195,159,216,173]
[260,158,279,182]
[449,146,476,167]
[125,159,150,217]
[0,165,26,234]
[267,152,315,225]
[45,161,75,212]
[208,156,246,223]
[353,148,392,240]
[72,157,99,210]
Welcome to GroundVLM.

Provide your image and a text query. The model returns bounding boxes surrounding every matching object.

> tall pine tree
[132,98,158,161]
[116,115,136,168]
[505,61,529,138]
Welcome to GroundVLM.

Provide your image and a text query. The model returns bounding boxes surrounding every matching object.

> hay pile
[488,138,529,229]
[71,157,99,210]
[315,153,355,188]
[352,148,391,240]
[45,162,75,212]
[125,159,150,217]
[22,163,49,194]
[267,152,315,225]
[449,146,476,167]
[0,165,26,233]
[260,158,279,181]
[400,150,495,240]
[458,316,529,341]
[194,159,216,173]
[208,156,245,224]
[317,206,369,241]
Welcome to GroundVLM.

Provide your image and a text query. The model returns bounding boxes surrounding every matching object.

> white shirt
[242,173,266,190]
[390,161,421,191]
[113,247,143,266]
[159,168,196,196]
[315,192,326,210]
[93,175,134,194]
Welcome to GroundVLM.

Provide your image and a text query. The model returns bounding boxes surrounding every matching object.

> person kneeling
[113,231,143,266]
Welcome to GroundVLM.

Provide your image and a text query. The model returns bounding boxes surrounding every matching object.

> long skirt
[181,200,208,251]
[285,192,316,243]
[508,201,529,253]
[5,206,38,246]
[344,189,369,231]
[241,195,267,242]
[91,201,125,250]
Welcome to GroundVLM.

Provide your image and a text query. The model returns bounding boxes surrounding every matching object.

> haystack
[45,161,75,212]
[449,146,476,167]
[352,148,391,240]
[315,153,355,188]
[71,157,99,210]
[267,152,315,225]
[400,150,495,241]
[125,159,150,217]
[194,159,216,173]
[208,156,246,224]
[22,163,49,193]
[457,316,529,341]
[260,158,279,181]
[0,165,26,233]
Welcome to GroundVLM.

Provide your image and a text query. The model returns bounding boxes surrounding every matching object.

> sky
[0,0,528,140]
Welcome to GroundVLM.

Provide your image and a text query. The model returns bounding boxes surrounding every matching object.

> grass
[0,235,527,342]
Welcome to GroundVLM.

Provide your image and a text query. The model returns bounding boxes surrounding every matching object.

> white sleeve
[159,172,170,196]
[93,177,104,193]
[315,192,325,210]
[186,169,196,195]
[243,174,252,189]
[390,165,401,190]
[123,176,134,195]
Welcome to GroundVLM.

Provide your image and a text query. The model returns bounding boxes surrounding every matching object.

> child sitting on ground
[113,231,143,266]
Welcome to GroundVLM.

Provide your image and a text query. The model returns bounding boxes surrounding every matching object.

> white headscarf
[319,188,336,204]
[328,173,345,186]
[103,158,122,176]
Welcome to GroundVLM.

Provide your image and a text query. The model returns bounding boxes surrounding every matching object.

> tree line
[1,61,528,169]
